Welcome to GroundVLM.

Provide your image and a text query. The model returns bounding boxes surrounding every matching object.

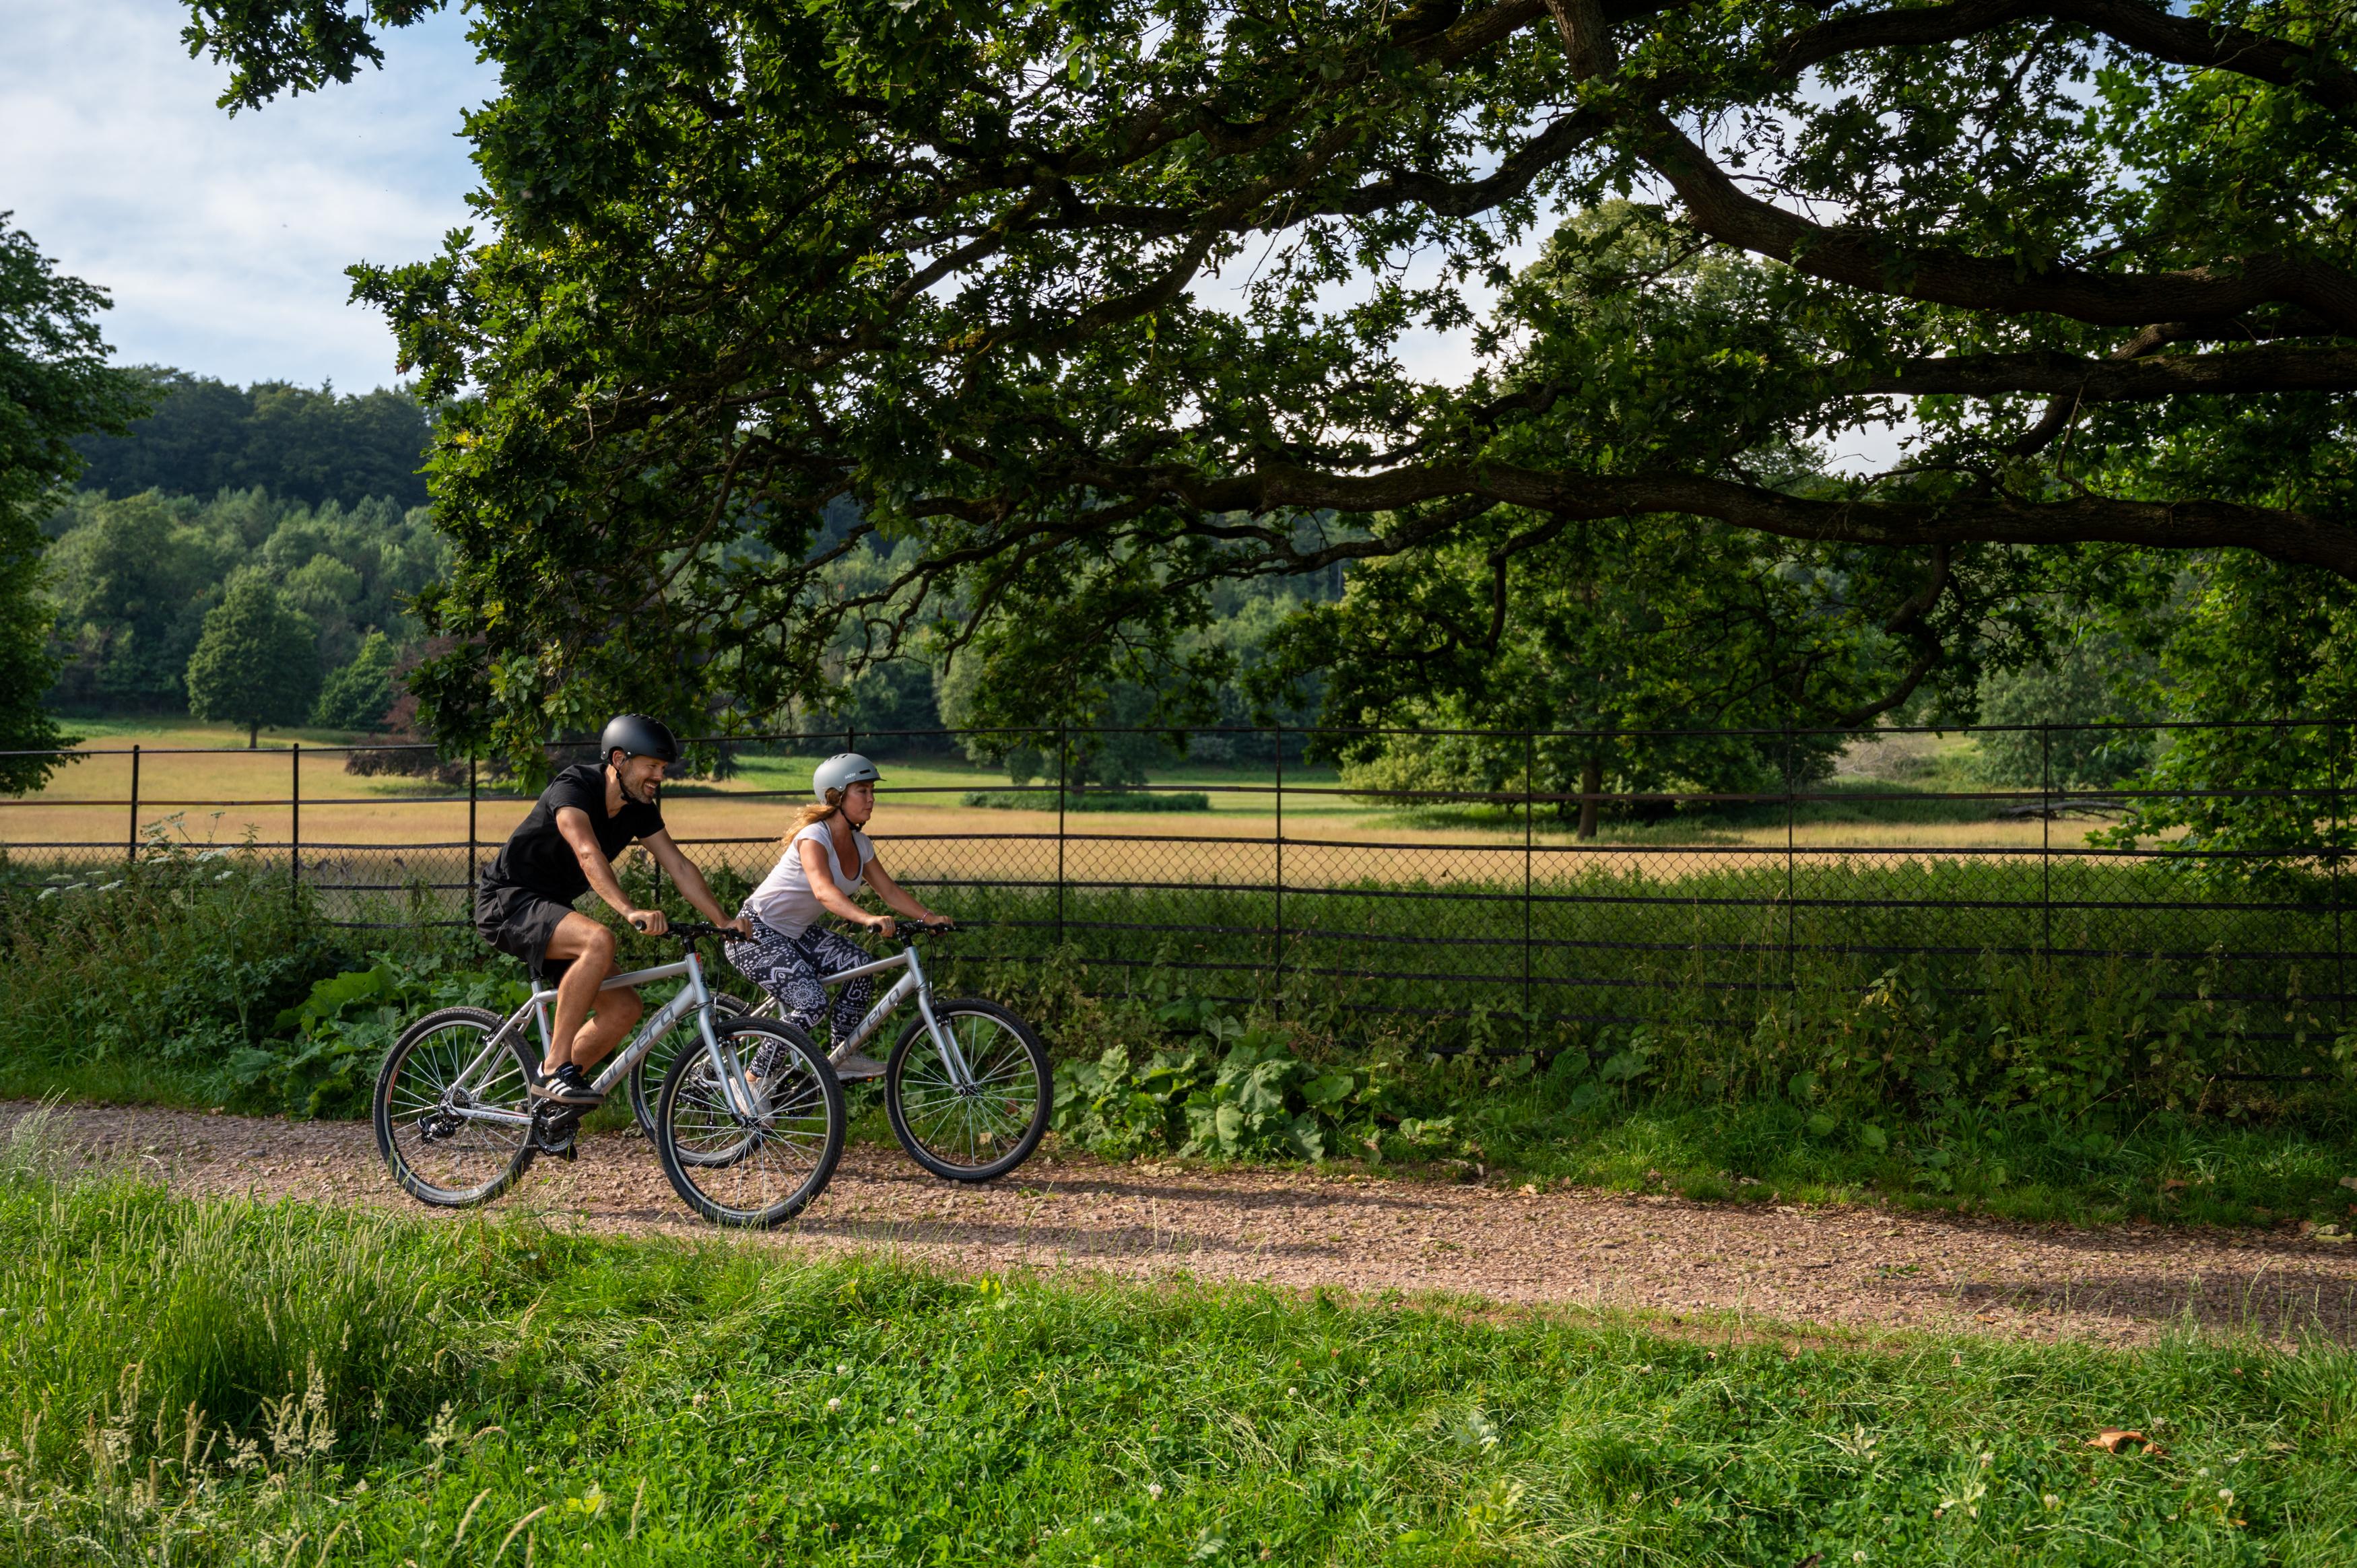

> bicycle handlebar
[648,917,956,943]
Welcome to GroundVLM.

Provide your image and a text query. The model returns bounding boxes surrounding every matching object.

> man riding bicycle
[473,714,750,1113]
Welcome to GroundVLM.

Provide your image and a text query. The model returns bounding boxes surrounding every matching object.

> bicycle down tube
[440,953,761,1124]
[745,943,977,1088]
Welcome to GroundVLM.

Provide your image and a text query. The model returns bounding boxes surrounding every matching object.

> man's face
[615,753,667,804]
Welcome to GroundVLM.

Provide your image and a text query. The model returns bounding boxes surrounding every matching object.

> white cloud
[0,0,494,393]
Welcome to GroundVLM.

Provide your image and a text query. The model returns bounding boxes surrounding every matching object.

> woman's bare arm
[800,837,888,927]
[865,858,946,925]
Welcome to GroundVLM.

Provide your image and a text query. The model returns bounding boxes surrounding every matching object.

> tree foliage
[0,215,147,790]
[312,627,397,729]
[43,487,443,716]
[184,571,321,746]
[71,370,433,510]
[185,0,2357,768]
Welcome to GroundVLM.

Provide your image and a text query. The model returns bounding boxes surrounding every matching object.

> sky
[1,0,496,395]
[0,2,1906,467]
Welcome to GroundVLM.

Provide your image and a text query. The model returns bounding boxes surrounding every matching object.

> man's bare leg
[542,914,620,1072]
[568,984,643,1071]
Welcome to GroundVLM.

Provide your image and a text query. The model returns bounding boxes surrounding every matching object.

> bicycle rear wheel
[373,1007,537,1206]
[886,999,1051,1182]
[653,1018,844,1227]
[628,990,752,1137]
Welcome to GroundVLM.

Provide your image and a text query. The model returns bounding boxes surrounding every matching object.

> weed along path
[14,1099,2357,1347]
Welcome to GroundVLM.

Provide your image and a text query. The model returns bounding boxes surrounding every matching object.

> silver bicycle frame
[438,946,764,1124]
[743,941,976,1087]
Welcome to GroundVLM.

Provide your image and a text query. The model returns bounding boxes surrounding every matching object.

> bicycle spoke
[891,1009,1046,1175]
[659,1026,838,1223]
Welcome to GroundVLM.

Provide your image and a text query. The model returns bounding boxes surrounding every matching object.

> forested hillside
[69,370,431,510]
[42,487,440,727]
[39,372,437,735]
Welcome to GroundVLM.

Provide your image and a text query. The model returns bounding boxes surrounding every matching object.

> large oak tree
[187,0,2357,759]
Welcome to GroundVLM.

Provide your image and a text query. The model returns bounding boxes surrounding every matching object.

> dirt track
[13,1100,2357,1347]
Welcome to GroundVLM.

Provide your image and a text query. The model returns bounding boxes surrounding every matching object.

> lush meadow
[3,1122,2352,1567]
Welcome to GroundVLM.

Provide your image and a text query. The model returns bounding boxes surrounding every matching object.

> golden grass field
[6,720,2071,887]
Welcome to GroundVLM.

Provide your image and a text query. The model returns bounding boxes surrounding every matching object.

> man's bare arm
[644,830,750,934]
[554,806,656,927]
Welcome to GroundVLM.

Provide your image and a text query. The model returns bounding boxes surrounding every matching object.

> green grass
[5,1125,2354,1567]
[1385,1081,2357,1227]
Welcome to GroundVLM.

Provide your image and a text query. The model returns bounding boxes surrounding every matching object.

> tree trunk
[248,718,259,749]
[1577,753,1603,840]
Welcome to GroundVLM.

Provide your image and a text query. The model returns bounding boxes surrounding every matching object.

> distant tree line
[71,370,431,510]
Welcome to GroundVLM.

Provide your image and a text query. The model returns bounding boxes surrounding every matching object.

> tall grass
[3,1140,2354,1565]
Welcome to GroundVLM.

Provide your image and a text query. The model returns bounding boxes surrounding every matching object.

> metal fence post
[1523,730,1535,1051]
[2336,721,2348,1032]
[290,741,301,916]
[1784,726,1797,998]
[467,753,479,906]
[2041,722,2053,959]
[1273,724,1286,1017]
[1055,724,1067,948]
[127,743,140,863]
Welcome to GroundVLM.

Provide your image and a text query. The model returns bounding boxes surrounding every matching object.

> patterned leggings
[723,919,873,1042]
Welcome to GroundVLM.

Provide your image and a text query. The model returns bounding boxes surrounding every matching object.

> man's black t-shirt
[482,763,665,904]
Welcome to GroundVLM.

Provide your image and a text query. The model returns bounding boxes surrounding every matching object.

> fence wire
[4,722,2350,1072]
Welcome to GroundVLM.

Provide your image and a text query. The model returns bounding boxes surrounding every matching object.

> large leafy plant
[232,953,529,1118]
[1053,999,1397,1161]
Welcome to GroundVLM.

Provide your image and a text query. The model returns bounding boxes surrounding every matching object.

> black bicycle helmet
[599,713,680,766]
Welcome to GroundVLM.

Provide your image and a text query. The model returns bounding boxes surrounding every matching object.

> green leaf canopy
[187,0,2357,756]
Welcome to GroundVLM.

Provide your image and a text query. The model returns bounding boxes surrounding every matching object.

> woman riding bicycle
[725,753,951,1080]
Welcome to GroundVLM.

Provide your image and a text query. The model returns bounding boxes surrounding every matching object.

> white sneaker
[829,1048,888,1081]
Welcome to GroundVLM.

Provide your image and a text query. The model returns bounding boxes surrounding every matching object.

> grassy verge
[3,1130,2351,1567]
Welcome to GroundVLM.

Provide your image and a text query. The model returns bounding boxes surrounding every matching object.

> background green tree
[41,483,444,720]
[184,571,319,747]
[0,214,146,790]
[175,0,2357,877]
[312,627,395,730]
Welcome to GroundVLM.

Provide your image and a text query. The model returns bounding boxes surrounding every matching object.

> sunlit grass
[3,1126,2352,1565]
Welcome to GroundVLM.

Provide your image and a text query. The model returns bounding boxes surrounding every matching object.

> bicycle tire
[628,990,753,1137]
[373,1006,538,1207]
[885,998,1052,1182]
[653,1017,844,1227]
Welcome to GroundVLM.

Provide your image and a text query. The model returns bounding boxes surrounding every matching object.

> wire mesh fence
[3,720,2350,1077]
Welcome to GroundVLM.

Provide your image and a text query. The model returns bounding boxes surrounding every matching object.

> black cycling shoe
[531,1060,604,1106]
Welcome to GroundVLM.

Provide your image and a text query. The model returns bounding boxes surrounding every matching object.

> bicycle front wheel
[886,999,1051,1182]
[628,990,753,1138]
[653,1019,844,1227]
[373,1007,537,1207]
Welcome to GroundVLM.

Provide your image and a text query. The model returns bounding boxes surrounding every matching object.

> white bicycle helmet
[813,752,882,802]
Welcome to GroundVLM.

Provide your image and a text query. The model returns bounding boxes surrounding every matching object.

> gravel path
[13,1101,2357,1347]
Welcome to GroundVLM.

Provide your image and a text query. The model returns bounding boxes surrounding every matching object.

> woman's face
[840,780,876,825]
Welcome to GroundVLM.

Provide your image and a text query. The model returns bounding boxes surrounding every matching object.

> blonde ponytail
[785,789,842,845]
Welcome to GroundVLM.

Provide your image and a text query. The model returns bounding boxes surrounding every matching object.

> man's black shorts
[474,881,576,984]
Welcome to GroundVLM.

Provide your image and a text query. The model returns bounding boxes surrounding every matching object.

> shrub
[230,953,531,1118]
[0,827,351,1098]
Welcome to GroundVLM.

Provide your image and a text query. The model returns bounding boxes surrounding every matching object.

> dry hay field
[3,722,2064,887]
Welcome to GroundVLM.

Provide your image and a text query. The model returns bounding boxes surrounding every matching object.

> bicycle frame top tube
[587,948,720,1097]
